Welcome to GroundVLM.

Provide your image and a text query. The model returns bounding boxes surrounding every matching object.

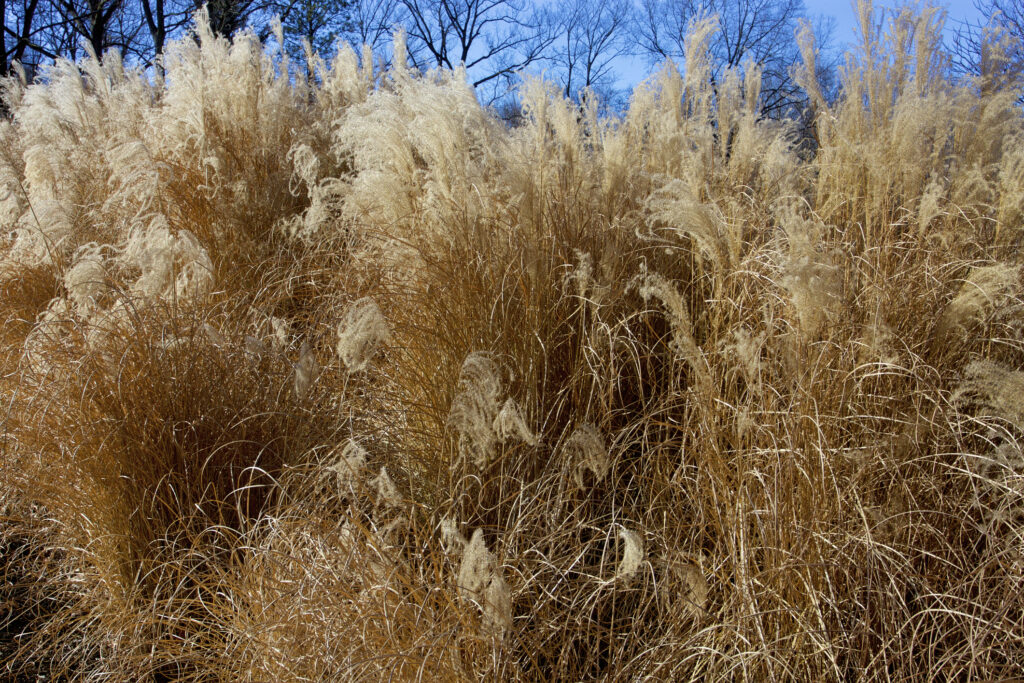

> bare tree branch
[951,0,1024,97]
[631,0,820,117]
[397,0,556,101]
[549,0,630,102]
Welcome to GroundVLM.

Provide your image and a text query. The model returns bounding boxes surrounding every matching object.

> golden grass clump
[2,2,1024,679]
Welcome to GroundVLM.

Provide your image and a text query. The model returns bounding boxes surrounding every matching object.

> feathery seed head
[121,217,213,302]
[448,352,503,468]
[957,359,1024,428]
[565,250,594,302]
[564,423,609,489]
[440,516,467,554]
[202,323,227,348]
[336,297,390,372]
[857,313,899,365]
[288,143,320,193]
[64,245,105,316]
[457,529,512,635]
[372,466,402,508]
[918,177,945,232]
[615,526,644,581]
[5,199,73,270]
[21,297,71,375]
[636,268,709,385]
[661,551,709,618]
[392,30,409,80]
[646,184,730,271]
[493,398,537,446]
[722,326,765,391]
[244,335,265,357]
[328,440,368,493]
[458,528,494,598]
[482,572,513,634]
[939,264,1020,340]
[270,317,291,352]
[776,203,840,339]
[293,342,319,399]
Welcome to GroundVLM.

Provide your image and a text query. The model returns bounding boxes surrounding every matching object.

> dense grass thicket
[2,4,1024,680]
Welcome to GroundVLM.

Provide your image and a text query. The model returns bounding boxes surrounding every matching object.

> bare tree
[347,0,398,50]
[396,0,556,99]
[50,0,128,56]
[279,0,353,66]
[139,0,172,56]
[1,0,387,83]
[135,0,195,60]
[633,0,812,117]
[952,0,1024,94]
[550,0,629,102]
[3,0,55,77]
[200,0,249,36]
[984,0,1024,34]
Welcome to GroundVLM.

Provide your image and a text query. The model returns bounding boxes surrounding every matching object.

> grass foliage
[3,4,1024,680]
